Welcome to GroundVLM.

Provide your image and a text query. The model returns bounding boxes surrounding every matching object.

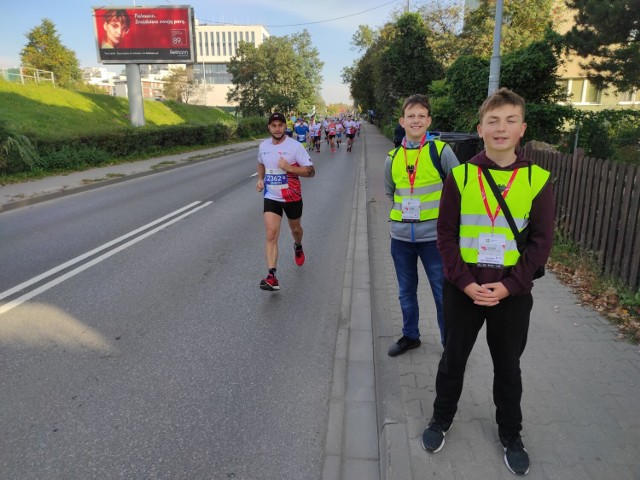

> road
[0,141,360,479]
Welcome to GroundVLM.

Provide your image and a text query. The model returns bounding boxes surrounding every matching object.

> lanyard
[402,133,427,194]
[478,166,519,230]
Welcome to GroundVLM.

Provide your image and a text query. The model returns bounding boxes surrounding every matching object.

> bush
[0,135,40,174]
[237,117,268,138]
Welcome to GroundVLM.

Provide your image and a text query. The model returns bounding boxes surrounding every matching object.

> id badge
[477,233,506,269]
[401,198,420,222]
[265,168,288,191]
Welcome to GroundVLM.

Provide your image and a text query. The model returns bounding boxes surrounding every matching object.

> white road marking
[0,202,212,315]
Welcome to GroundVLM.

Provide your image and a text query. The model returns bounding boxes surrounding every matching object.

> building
[191,21,270,108]
[553,2,640,111]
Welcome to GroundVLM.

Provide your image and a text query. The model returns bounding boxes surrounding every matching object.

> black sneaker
[500,434,530,476]
[422,418,451,453]
[387,336,421,357]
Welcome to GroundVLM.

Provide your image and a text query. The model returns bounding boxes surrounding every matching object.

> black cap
[268,112,286,124]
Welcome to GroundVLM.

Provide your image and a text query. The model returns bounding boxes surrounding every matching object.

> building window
[222,32,226,56]
[198,32,203,57]
[619,89,639,104]
[205,32,209,56]
[560,78,602,104]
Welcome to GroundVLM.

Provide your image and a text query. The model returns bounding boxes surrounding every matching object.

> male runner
[293,117,309,149]
[344,115,357,152]
[257,112,316,291]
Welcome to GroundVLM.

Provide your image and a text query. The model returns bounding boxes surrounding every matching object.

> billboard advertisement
[92,5,195,64]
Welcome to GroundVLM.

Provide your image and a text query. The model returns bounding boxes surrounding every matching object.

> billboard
[92,5,195,64]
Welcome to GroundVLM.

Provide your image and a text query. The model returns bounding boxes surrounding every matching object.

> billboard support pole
[126,64,145,127]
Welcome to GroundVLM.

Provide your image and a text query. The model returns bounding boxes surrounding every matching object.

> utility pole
[487,0,504,96]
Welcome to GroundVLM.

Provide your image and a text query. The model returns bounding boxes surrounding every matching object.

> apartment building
[191,21,270,108]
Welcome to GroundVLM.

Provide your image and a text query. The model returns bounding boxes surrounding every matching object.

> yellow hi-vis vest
[452,163,550,266]
[389,141,446,222]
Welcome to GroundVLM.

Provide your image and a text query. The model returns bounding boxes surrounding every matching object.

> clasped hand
[463,282,509,306]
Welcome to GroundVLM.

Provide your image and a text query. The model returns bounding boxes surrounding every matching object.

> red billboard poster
[92,6,195,64]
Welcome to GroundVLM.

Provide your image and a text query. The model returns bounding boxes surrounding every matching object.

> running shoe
[294,244,305,266]
[259,273,280,291]
[422,418,452,453]
[500,434,530,475]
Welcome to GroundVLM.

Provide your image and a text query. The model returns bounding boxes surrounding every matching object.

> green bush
[26,121,256,174]
[237,117,268,138]
[38,145,110,170]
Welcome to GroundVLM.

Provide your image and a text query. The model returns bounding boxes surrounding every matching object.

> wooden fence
[524,144,640,291]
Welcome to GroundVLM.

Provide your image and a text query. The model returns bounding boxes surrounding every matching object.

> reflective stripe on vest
[452,163,550,266]
[389,141,445,222]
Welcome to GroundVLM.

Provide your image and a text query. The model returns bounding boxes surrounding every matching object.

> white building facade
[192,22,270,108]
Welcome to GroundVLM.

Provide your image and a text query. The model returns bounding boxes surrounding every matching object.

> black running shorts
[264,198,303,219]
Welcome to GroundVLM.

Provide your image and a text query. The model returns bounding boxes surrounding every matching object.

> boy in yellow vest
[385,94,459,355]
[421,88,554,476]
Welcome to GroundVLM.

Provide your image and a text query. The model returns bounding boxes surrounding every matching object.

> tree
[564,0,640,91]
[350,25,378,52]
[415,0,466,67]
[20,18,81,88]
[227,30,323,116]
[457,0,556,58]
[374,13,445,124]
[163,66,202,104]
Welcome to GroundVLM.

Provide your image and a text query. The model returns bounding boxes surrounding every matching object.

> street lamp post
[487,0,504,96]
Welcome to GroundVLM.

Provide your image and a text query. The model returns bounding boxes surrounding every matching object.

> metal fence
[0,67,55,85]
[524,144,640,291]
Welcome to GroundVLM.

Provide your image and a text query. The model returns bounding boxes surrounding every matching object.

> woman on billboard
[101,10,131,49]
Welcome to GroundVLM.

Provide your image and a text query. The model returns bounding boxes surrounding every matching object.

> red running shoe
[294,244,305,266]
[259,273,280,291]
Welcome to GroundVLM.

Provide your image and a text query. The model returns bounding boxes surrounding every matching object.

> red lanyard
[478,166,519,229]
[403,133,427,194]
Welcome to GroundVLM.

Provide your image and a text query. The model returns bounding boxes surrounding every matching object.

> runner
[327,118,337,153]
[335,120,344,149]
[256,112,316,291]
[285,116,295,138]
[310,117,323,153]
[293,117,309,149]
[323,117,330,144]
[344,115,357,152]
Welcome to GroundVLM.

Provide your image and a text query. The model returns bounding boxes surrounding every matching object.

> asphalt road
[0,142,360,479]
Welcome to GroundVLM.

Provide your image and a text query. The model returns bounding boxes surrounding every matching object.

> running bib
[401,198,421,222]
[265,168,288,191]
[477,233,506,269]
[297,134,306,142]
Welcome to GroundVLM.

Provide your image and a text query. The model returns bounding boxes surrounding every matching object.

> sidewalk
[363,122,640,480]
[0,139,262,212]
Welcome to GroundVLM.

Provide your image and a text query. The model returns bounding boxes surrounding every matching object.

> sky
[0,0,410,105]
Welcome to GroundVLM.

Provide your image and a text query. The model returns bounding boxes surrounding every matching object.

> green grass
[0,80,234,139]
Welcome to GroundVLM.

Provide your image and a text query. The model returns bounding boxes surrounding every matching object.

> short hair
[478,88,525,122]
[103,9,131,31]
[401,94,431,116]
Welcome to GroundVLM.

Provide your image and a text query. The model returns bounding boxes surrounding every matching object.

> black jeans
[433,280,533,437]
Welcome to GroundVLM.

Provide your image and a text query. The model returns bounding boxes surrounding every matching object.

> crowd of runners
[287,113,361,154]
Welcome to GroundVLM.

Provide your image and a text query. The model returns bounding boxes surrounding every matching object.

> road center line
[0,201,212,315]
[0,202,202,302]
